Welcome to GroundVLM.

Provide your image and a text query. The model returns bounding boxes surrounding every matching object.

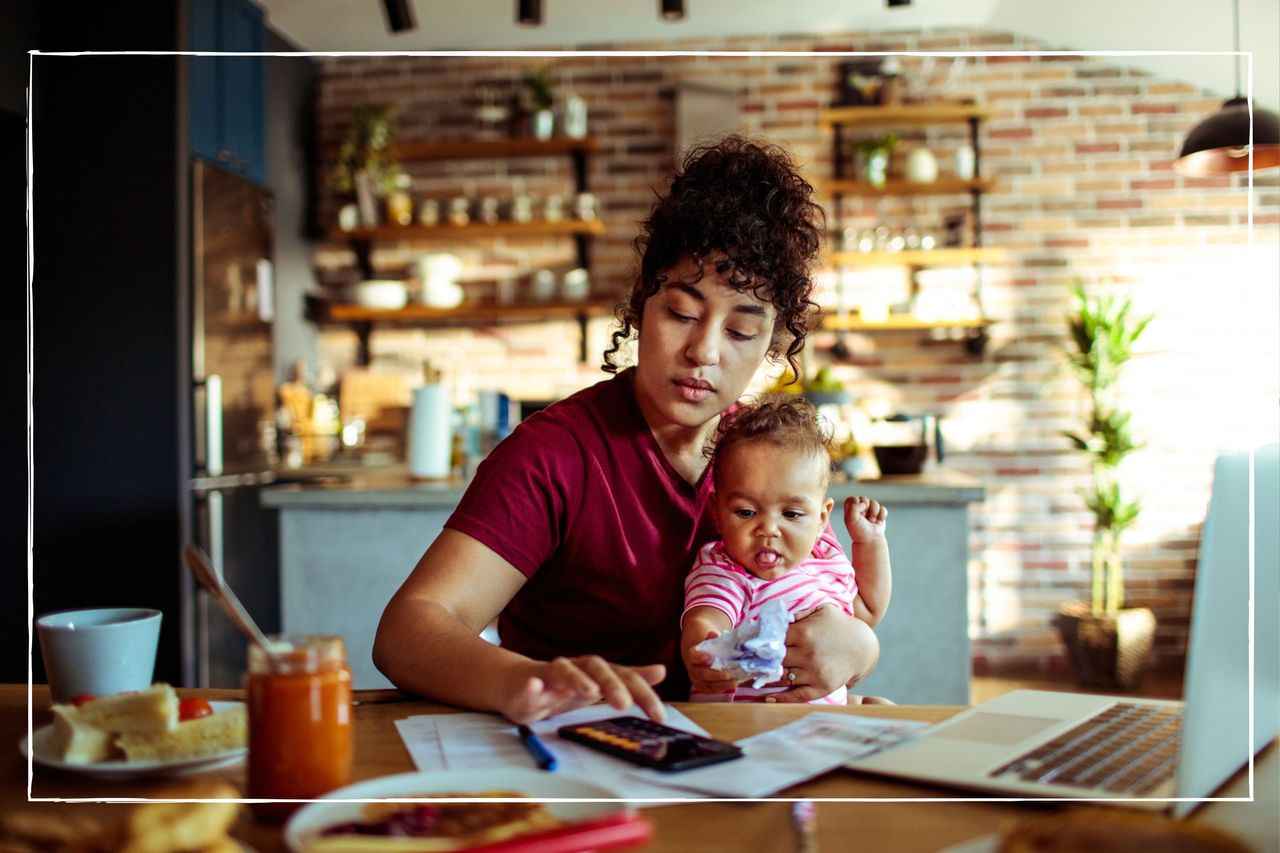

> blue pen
[517,724,558,771]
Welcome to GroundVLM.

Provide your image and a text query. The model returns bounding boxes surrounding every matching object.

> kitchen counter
[265,464,984,703]
[261,464,985,508]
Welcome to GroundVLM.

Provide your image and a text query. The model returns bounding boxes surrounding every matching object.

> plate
[284,768,628,853]
[20,701,246,780]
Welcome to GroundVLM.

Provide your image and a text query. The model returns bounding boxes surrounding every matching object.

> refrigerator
[184,160,281,688]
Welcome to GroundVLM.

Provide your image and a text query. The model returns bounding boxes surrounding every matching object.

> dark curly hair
[708,393,833,491]
[601,135,824,380]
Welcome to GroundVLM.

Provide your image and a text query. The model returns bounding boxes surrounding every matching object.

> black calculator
[556,716,744,772]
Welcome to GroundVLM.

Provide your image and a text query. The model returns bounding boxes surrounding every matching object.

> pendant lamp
[1173,0,1280,176]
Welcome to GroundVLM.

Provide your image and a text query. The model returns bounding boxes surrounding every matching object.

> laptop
[850,444,1279,814]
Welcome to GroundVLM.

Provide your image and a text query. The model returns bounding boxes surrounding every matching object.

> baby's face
[713,441,834,580]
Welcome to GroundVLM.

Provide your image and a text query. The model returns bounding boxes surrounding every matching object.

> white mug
[37,608,162,703]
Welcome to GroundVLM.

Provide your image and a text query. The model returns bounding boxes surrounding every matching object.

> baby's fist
[844,495,887,542]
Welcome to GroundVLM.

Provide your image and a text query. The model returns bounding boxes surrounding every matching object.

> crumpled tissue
[695,598,792,688]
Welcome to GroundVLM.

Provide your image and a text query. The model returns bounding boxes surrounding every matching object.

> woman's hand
[502,656,667,725]
[766,605,880,704]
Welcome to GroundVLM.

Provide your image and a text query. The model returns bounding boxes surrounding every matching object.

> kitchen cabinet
[312,137,605,365]
[189,0,267,185]
[819,104,999,353]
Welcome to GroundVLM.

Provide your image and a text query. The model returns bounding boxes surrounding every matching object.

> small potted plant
[1055,281,1156,690]
[523,66,556,140]
[851,132,899,189]
[329,104,403,227]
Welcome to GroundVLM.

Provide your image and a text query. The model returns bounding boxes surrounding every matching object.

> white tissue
[695,599,793,688]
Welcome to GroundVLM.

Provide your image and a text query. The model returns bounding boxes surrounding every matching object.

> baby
[681,394,891,704]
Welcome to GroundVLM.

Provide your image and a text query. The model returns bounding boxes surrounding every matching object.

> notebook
[849,444,1279,814]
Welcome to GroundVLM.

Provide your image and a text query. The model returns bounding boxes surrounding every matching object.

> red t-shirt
[446,368,715,699]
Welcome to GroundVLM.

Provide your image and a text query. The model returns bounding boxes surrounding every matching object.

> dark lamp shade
[1174,96,1280,176]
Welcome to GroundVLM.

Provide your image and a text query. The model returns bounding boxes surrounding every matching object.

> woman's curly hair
[601,135,825,380]
[708,393,833,490]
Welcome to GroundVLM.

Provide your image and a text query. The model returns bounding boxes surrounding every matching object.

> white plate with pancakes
[285,769,642,852]
[21,700,247,780]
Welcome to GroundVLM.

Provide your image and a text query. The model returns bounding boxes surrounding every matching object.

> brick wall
[310,28,1280,679]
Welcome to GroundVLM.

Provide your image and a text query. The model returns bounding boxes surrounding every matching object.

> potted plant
[851,132,899,189]
[523,66,556,140]
[1055,281,1156,690]
[330,104,403,227]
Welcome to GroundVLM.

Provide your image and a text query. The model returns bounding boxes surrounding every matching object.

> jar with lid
[247,635,352,820]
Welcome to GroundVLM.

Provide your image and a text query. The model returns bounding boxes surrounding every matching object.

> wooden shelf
[820,315,987,332]
[308,297,616,327]
[819,104,994,127]
[826,247,1006,267]
[389,137,600,161]
[823,177,996,197]
[326,220,606,242]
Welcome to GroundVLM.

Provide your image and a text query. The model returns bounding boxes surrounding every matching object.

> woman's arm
[373,529,667,723]
[769,605,880,703]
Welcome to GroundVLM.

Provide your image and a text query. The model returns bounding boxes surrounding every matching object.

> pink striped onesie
[682,529,857,704]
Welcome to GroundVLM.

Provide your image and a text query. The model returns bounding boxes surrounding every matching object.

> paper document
[626,712,928,798]
[396,704,716,804]
[394,707,926,802]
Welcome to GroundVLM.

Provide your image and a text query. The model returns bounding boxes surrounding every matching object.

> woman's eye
[726,328,759,342]
[668,308,696,323]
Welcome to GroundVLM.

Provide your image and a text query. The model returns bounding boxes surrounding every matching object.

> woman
[374,136,880,724]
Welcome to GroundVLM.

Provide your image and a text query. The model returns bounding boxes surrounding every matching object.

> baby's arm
[844,496,892,627]
[680,606,737,694]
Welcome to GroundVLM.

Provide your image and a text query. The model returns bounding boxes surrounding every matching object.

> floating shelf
[326,220,606,242]
[390,137,600,161]
[819,315,988,332]
[822,177,996,198]
[819,104,994,127]
[826,247,1006,267]
[307,297,616,327]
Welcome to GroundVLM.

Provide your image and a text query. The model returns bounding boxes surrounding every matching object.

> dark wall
[26,3,185,684]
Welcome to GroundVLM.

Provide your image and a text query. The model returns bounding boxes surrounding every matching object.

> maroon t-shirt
[445,368,716,699]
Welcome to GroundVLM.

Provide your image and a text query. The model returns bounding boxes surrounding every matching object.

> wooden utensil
[182,544,280,663]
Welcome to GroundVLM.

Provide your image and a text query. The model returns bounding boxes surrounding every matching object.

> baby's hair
[709,393,833,489]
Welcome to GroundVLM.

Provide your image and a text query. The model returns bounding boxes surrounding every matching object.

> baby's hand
[844,495,887,543]
[683,630,739,696]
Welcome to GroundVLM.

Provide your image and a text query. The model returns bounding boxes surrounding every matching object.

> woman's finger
[763,685,826,704]
[545,656,602,699]
[573,655,633,710]
[615,665,667,722]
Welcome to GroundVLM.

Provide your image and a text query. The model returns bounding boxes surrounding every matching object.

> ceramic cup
[36,608,162,702]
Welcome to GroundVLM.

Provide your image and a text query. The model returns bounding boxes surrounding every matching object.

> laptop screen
[1175,444,1280,812]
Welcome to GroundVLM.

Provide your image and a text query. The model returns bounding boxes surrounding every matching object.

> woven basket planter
[1055,602,1157,691]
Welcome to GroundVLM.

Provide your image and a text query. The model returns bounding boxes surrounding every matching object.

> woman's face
[633,256,776,435]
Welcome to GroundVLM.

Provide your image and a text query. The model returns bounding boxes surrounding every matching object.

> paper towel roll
[407,384,452,480]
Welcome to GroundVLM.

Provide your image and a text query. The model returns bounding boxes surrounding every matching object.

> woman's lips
[674,378,714,403]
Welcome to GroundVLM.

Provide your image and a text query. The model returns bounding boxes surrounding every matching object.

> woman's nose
[685,326,719,366]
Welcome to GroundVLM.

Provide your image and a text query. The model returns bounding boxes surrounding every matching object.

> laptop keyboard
[989,702,1182,794]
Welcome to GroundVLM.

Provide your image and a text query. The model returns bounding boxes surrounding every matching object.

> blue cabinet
[189,0,266,185]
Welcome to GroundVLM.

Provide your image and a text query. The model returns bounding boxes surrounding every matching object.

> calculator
[556,716,744,772]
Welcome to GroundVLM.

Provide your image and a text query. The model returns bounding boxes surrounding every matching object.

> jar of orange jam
[247,635,352,820]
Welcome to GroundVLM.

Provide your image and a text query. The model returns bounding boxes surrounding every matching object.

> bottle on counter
[247,634,353,821]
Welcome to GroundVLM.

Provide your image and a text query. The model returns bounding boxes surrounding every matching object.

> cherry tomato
[178,696,214,722]
[70,694,97,707]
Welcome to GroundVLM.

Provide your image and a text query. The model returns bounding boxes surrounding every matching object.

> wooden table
[3,685,1276,852]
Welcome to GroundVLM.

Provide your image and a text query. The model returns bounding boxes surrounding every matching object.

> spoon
[182,544,280,662]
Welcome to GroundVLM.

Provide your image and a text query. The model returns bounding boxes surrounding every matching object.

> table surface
[4,685,1276,853]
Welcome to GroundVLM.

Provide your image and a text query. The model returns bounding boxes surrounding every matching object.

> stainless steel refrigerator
[184,160,280,688]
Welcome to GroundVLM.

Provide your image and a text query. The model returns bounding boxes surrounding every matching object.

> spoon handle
[182,545,276,655]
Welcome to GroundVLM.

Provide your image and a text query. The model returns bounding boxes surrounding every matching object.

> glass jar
[247,635,352,820]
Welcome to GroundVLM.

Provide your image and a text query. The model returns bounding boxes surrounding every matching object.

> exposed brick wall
[310,28,1280,680]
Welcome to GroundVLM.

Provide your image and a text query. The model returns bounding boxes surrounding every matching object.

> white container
[954,145,976,180]
[905,147,939,183]
[563,94,588,139]
[352,280,407,310]
[407,384,453,480]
